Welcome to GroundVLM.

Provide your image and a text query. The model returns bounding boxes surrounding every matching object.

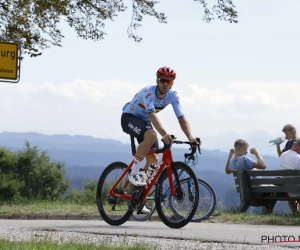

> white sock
[130,156,143,176]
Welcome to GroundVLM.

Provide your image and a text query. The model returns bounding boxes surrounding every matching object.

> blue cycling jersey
[122,85,184,121]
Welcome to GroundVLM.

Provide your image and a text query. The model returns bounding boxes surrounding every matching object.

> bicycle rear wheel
[155,161,199,229]
[170,178,217,222]
[191,178,216,222]
[96,161,133,226]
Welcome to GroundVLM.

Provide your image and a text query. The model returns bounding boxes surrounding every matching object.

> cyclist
[121,66,200,188]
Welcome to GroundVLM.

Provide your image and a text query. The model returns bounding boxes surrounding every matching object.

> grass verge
[0,200,97,216]
[208,209,300,226]
[0,239,151,250]
[1,201,300,226]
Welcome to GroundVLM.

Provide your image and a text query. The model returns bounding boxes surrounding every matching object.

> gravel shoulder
[0,226,298,250]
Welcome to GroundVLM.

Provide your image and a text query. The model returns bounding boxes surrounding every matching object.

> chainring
[130,186,144,210]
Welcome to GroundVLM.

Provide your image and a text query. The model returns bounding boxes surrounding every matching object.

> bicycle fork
[169,163,184,201]
[163,168,194,202]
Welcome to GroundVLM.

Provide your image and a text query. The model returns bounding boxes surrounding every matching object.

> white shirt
[279,150,300,197]
[280,150,300,170]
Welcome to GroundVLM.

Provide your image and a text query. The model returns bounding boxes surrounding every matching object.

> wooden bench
[233,169,300,214]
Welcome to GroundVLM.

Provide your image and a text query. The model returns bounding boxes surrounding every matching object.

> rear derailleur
[105,188,127,211]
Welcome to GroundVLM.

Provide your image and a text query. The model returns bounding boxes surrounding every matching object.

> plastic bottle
[146,163,159,178]
[269,136,286,146]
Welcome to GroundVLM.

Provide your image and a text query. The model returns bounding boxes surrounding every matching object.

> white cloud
[0,80,299,143]
[180,82,300,115]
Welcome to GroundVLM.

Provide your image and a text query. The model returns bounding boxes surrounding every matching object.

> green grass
[208,209,300,226]
[0,239,151,250]
[0,200,98,216]
[2,200,300,226]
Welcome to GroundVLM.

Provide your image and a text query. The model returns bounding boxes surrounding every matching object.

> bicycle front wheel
[155,161,199,229]
[96,161,133,226]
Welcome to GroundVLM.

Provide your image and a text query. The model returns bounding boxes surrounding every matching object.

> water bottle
[269,136,286,146]
[146,163,158,178]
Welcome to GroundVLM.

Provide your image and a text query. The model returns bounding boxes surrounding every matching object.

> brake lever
[188,155,195,161]
[196,137,201,154]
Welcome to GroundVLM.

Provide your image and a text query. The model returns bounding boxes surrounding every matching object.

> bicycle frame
[143,144,200,202]
[109,146,176,204]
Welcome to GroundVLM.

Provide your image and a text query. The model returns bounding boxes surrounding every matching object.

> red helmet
[156,66,176,80]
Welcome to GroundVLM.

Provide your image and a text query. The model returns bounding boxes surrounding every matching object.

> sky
[0,0,300,146]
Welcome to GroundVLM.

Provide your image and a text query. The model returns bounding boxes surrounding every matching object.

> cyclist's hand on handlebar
[189,137,201,147]
[162,134,176,145]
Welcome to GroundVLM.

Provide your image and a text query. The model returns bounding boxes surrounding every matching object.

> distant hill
[0,131,281,172]
[0,131,290,213]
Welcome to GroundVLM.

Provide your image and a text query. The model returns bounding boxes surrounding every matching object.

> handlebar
[154,135,201,157]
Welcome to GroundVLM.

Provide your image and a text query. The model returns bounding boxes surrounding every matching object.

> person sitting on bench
[225,139,266,174]
[225,139,269,198]
[279,137,300,214]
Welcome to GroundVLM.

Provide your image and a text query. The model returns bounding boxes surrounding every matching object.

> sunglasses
[158,78,173,85]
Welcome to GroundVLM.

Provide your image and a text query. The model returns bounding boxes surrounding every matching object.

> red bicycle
[96,135,200,229]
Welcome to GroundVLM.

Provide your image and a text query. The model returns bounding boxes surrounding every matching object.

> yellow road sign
[0,42,19,80]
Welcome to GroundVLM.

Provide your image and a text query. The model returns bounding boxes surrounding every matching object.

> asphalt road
[1,219,300,247]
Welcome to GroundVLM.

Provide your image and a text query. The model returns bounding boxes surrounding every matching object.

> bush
[0,142,69,201]
[64,180,97,205]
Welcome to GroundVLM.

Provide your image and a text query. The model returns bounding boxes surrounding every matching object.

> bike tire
[155,161,199,229]
[131,178,216,222]
[96,161,133,226]
[171,178,217,222]
[191,178,217,222]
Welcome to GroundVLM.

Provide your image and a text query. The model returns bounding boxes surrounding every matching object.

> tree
[0,142,69,201]
[0,148,22,200]
[0,0,238,58]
